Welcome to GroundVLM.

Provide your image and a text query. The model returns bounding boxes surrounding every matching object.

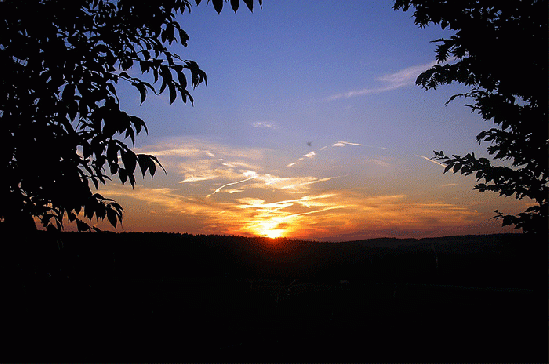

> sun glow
[248,219,289,239]
[262,228,285,239]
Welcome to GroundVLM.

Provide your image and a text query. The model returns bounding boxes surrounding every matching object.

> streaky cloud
[286,140,361,168]
[326,60,438,101]
[251,121,276,129]
[419,155,452,171]
[98,184,483,240]
[333,140,361,147]
[179,175,217,183]
[207,170,258,197]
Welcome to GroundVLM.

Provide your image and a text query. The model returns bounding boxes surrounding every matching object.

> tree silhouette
[0,0,261,232]
[394,0,547,235]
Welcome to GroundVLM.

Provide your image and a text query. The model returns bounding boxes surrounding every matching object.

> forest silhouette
[2,231,545,362]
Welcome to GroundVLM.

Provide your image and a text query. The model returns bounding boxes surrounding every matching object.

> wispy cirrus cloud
[251,121,277,129]
[326,60,438,101]
[96,136,493,239]
[287,140,362,168]
[207,170,258,197]
[135,138,263,185]
[419,155,453,172]
[99,183,482,240]
[137,137,340,197]
[207,170,334,197]
[332,140,361,147]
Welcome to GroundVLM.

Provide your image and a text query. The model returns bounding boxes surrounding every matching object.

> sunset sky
[95,1,530,240]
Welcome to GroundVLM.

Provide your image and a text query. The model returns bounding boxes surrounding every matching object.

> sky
[94,1,531,241]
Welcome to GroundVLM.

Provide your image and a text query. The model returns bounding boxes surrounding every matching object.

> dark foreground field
[1,231,546,362]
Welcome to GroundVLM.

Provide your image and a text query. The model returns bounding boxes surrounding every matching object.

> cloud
[363,144,387,150]
[287,140,361,168]
[93,136,519,240]
[368,159,391,168]
[221,161,255,168]
[252,121,277,129]
[256,175,332,191]
[180,175,217,183]
[376,61,437,88]
[134,138,265,185]
[99,181,482,240]
[326,60,438,101]
[207,170,258,197]
[234,193,349,237]
[419,155,453,171]
[208,173,333,196]
[333,140,361,147]
[136,138,264,163]
[176,160,245,184]
[225,189,244,194]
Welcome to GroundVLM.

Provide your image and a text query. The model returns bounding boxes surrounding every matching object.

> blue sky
[97,1,530,240]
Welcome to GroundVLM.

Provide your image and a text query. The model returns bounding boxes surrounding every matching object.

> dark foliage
[394,0,548,234]
[0,0,260,232]
[1,232,545,361]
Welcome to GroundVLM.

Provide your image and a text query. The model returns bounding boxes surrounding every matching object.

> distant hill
[1,231,545,362]
[1,231,538,288]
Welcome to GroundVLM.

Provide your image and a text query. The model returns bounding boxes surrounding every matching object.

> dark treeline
[3,231,537,286]
[1,231,545,362]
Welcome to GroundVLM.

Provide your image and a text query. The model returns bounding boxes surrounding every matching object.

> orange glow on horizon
[245,218,290,239]
[261,229,286,239]
[97,166,532,240]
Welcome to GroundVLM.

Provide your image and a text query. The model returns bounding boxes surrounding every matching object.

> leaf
[178,28,189,46]
[68,100,79,120]
[121,150,137,174]
[243,0,254,12]
[231,0,239,11]
[212,0,223,13]
[67,212,77,222]
[125,127,135,144]
[140,59,150,73]
[118,168,128,184]
[166,23,175,43]
[76,219,91,232]
[176,69,187,90]
[106,141,118,164]
[159,65,173,95]
[169,82,177,104]
[62,83,76,104]
[95,204,106,220]
[106,208,117,227]
[149,158,157,176]
[129,115,148,135]
[135,82,146,103]
[137,154,150,177]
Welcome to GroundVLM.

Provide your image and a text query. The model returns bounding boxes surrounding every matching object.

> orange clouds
[100,183,484,240]
[92,137,526,240]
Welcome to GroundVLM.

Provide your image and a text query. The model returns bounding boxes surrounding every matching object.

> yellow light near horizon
[263,228,285,239]
[247,219,289,239]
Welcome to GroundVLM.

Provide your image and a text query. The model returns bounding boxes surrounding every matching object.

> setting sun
[262,229,285,239]
[246,218,289,239]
